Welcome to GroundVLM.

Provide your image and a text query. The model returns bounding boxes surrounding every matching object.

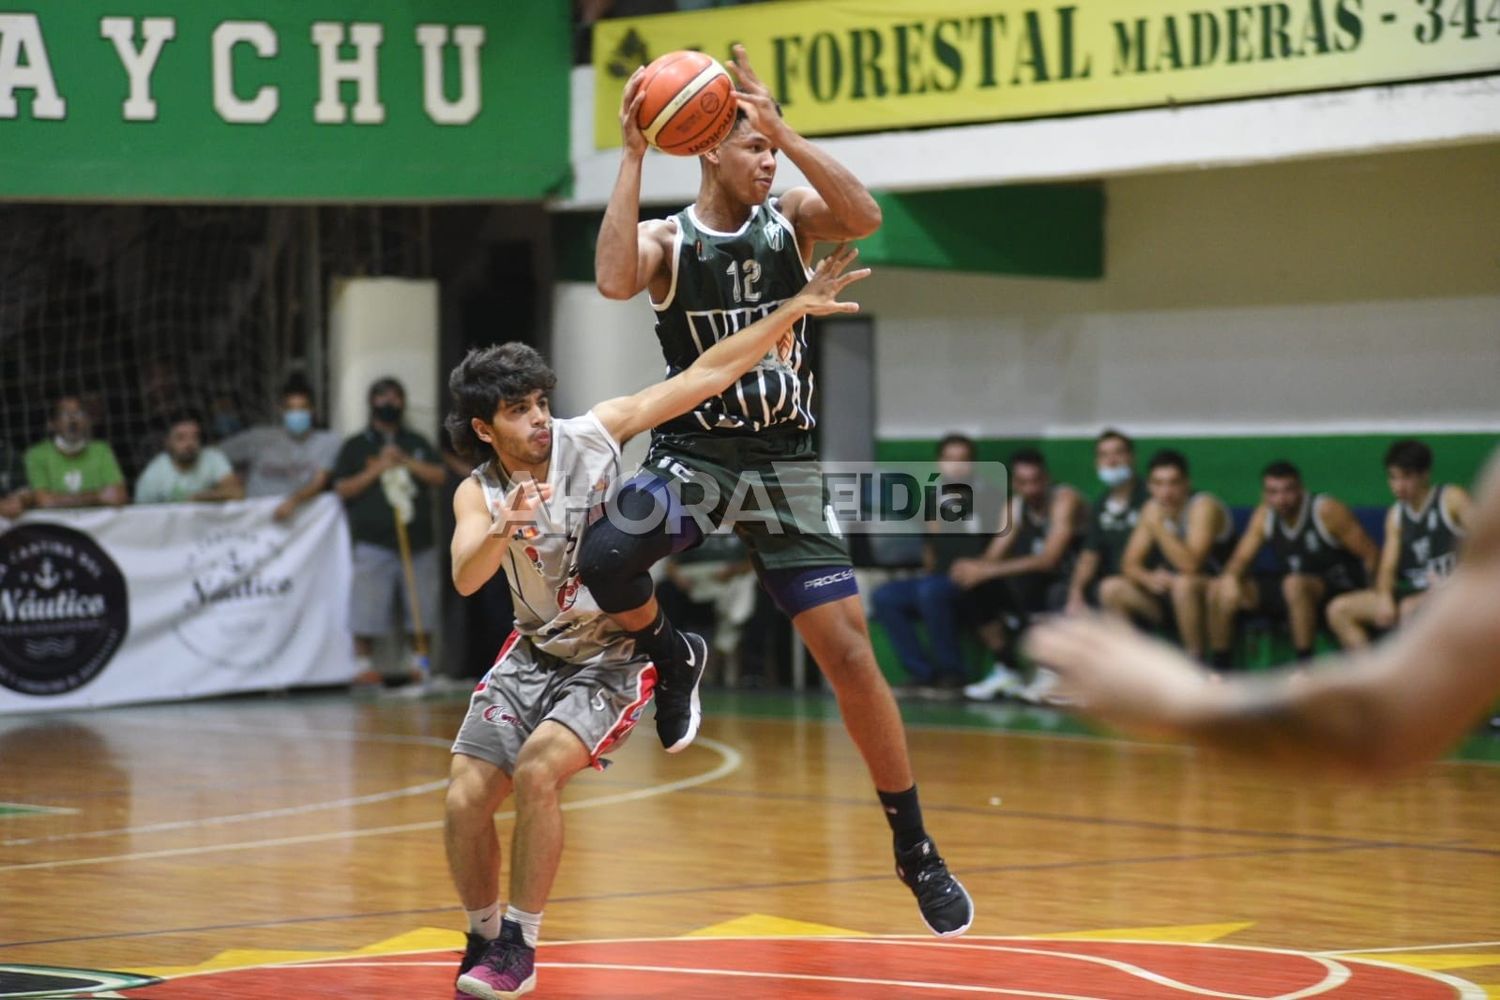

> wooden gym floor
[1,690,1497,997]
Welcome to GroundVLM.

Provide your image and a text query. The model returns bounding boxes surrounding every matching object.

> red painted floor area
[121,936,1473,998]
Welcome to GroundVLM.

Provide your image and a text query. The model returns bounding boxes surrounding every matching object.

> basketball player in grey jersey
[593,45,973,938]
[442,250,866,1000]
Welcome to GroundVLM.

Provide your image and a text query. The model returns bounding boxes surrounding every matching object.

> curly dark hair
[1384,438,1433,474]
[445,343,558,463]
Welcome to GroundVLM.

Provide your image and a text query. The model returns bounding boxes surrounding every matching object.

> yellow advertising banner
[593,0,1500,149]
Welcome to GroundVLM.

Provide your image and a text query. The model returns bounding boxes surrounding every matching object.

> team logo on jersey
[1306,534,1321,552]
[1412,536,1432,565]
[764,219,785,251]
[1427,510,1438,531]
[523,545,545,575]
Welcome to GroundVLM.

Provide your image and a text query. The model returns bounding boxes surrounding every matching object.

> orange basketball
[636,50,738,157]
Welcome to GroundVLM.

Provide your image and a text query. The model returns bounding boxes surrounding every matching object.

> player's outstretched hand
[796,245,869,316]
[1023,614,1218,738]
[727,44,790,143]
[618,65,648,157]
[488,476,554,539]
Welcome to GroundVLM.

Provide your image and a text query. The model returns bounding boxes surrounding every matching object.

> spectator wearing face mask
[134,412,242,504]
[220,378,342,522]
[1066,429,1148,615]
[332,376,447,687]
[25,394,128,508]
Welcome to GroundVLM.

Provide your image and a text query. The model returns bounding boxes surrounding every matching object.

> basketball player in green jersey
[1327,439,1471,649]
[588,45,973,937]
[1206,461,1376,666]
[1026,447,1500,778]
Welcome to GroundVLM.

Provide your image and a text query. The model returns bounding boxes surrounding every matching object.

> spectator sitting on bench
[1206,461,1376,668]
[957,448,1085,702]
[1066,428,1148,616]
[1104,450,1233,661]
[870,433,990,696]
[1327,439,1469,650]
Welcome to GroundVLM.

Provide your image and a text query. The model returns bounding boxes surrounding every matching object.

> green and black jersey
[1395,483,1463,595]
[651,199,813,438]
[1084,480,1149,578]
[1008,485,1085,579]
[1264,492,1366,592]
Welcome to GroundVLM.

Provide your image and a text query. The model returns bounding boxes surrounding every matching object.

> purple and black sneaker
[453,931,490,1000]
[456,920,536,999]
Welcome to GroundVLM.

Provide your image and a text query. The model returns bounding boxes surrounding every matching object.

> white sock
[505,904,542,948]
[466,901,501,941]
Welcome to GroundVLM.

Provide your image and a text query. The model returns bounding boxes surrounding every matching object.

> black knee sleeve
[577,482,682,614]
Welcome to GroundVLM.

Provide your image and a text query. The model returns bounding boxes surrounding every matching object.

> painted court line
[1318,938,1500,955]
[837,938,1348,1000]
[0,802,78,817]
[0,780,449,848]
[0,737,742,875]
[218,958,1127,998]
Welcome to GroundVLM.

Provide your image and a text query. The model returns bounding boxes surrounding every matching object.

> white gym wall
[864,142,1500,438]
[328,277,441,439]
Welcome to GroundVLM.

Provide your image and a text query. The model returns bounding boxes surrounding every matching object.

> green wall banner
[0,3,571,200]
[594,0,1500,149]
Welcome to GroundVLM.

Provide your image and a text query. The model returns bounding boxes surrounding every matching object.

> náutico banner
[593,0,1500,148]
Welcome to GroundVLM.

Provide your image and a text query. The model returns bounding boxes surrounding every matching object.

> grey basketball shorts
[451,631,657,774]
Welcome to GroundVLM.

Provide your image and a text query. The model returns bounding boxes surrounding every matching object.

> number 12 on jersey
[726,259,762,303]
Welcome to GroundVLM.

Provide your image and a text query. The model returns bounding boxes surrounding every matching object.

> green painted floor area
[0,802,70,818]
[699,689,1500,765]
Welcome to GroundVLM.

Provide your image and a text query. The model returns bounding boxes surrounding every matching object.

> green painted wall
[861,185,1103,278]
[876,433,1497,508]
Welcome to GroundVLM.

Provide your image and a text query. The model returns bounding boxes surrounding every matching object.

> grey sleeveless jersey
[472,412,633,667]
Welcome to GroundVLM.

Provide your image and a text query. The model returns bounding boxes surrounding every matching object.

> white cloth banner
[0,495,355,712]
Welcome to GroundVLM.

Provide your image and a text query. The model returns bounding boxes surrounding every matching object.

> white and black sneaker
[654,631,708,753]
[896,837,974,937]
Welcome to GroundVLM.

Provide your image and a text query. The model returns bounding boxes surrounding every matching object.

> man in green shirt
[333,377,447,687]
[25,395,127,509]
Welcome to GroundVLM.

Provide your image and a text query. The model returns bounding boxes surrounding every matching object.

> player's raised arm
[596,67,672,301]
[592,247,868,445]
[727,45,882,246]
